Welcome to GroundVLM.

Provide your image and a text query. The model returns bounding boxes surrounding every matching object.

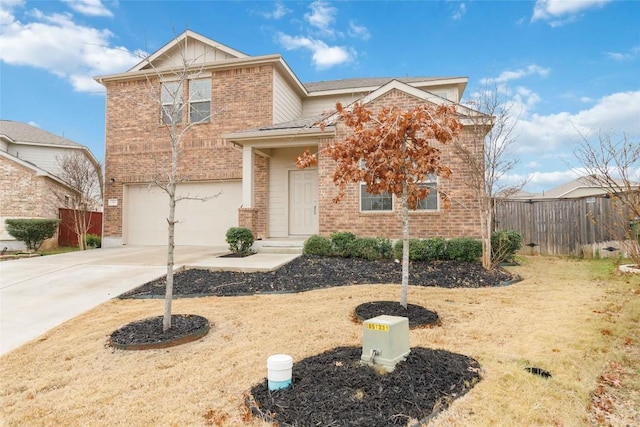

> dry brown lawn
[1,256,638,427]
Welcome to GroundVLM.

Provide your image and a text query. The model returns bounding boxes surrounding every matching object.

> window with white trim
[161,81,183,124]
[189,78,211,123]
[360,184,393,212]
[415,175,439,211]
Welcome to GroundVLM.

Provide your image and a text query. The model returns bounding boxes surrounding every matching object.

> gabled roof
[304,76,468,100]
[504,175,639,200]
[0,120,83,148]
[0,120,101,173]
[322,79,487,127]
[0,150,72,189]
[224,80,486,143]
[128,30,248,72]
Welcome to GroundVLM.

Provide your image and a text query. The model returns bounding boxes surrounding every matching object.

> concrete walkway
[0,246,299,355]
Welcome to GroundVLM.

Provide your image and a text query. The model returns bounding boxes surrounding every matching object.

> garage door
[124,181,242,246]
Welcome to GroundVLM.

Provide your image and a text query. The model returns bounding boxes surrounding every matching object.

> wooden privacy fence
[494,197,624,257]
[58,208,103,247]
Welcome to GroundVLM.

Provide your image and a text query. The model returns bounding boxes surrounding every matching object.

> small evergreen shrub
[348,237,393,260]
[4,218,60,251]
[375,237,393,259]
[303,235,333,256]
[394,239,422,261]
[445,237,482,262]
[330,231,356,257]
[85,233,101,249]
[423,237,447,261]
[393,237,447,261]
[225,227,254,256]
[491,230,522,264]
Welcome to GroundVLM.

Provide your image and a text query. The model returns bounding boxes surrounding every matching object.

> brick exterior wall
[0,156,72,248]
[103,65,274,240]
[0,156,65,218]
[316,89,483,240]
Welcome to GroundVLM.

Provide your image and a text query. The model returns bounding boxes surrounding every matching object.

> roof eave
[223,126,336,144]
[95,54,285,84]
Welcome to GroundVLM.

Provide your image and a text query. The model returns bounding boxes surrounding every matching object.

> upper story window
[189,78,211,123]
[161,81,183,125]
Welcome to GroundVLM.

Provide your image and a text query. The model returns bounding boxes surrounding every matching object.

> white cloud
[0,4,142,93]
[262,1,290,20]
[305,0,337,35]
[61,0,113,17]
[514,91,640,155]
[452,2,466,20]
[605,46,640,61]
[532,0,611,26]
[493,64,550,83]
[348,21,370,41]
[277,33,353,69]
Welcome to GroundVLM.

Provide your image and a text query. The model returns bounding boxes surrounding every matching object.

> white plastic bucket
[267,354,293,390]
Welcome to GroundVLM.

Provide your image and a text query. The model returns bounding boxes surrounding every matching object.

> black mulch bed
[108,314,209,350]
[119,255,516,299]
[354,301,440,329]
[248,346,482,427]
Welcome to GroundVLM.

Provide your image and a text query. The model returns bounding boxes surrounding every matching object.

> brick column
[238,208,259,237]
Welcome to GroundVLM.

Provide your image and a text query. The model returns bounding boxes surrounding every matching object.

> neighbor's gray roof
[303,77,460,93]
[0,120,83,148]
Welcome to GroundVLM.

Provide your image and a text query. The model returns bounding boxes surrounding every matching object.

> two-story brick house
[96,30,486,247]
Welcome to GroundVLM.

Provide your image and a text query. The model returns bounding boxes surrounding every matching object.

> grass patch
[0,256,638,426]
[39,246,81,256]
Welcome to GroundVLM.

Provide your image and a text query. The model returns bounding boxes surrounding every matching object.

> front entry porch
[237,143,320,240]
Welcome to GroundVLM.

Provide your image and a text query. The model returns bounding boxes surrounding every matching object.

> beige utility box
[361,315,410,372]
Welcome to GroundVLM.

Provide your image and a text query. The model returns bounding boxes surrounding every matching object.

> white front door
[289,170,318,235]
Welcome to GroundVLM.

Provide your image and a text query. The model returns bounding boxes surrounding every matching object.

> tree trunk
[163,183,176,332]
[400,181,410,308]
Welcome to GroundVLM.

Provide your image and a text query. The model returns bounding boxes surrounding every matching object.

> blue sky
[1,0,638,192]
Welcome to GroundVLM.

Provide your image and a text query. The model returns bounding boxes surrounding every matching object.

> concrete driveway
[0,246,301,355]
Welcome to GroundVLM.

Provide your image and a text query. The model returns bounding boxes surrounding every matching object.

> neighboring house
[505,176,636,200]
[95,30,487,247]
[0,120,102,249]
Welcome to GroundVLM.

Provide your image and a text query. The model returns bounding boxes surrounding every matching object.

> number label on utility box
[366,323,389,332]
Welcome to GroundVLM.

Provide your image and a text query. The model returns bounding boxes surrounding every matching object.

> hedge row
[304,230,522,264]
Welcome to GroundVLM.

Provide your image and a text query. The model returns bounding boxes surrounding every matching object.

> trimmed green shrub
[303,235,333,256]
[85,233,102,249]
[5,218,60,251]
[225,227,254,256]
[394,239,419,261]
[491,230,522,264]
[348,237,393,260]
[375,237,393,259]
[423,237,447,261]
[445,237,482,262]
[330,231,356,257]
[393,237,447,261]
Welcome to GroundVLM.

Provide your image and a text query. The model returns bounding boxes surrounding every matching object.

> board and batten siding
[272,70,302,124]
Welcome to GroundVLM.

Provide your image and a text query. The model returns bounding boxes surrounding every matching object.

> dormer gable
[128,30,249,72]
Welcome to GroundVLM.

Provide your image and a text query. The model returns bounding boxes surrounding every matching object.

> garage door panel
[125,182,241,246]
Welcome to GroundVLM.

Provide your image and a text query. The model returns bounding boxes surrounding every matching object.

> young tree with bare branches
[574,130,640,265]
[454,81,523,269]
[297,102,462,308]
[140,36,222,332]
[50,152,103,250]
